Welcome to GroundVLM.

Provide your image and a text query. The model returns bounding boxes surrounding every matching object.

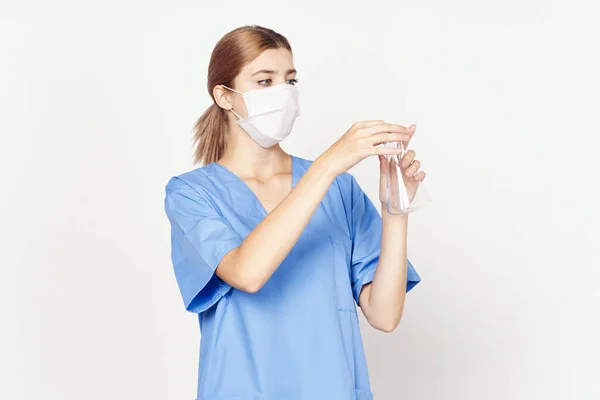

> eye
[258,79,272,86]
[287,78,299,85]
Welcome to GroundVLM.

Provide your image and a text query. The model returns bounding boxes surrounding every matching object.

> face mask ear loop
[221,85,243,120]
[221,85,244,119]
[229,108,242,120]
[221,85,241,94]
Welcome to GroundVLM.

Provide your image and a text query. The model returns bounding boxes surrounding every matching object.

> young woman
[164,25,426,400]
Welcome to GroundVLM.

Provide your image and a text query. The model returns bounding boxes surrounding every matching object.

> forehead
[240,48,294,75]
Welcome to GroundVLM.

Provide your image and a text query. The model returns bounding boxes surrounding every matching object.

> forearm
[362,209,409,331]
[218,156,336,292]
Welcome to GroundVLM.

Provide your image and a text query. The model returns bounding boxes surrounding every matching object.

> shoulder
[165,164,220,197]
[163,164,224,220]
[164,165,226,226]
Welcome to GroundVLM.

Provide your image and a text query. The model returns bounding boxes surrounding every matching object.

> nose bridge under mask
[246,86,294,116]
[223,84,297,117]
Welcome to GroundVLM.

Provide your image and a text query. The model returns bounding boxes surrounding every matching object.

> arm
[359,136,426,332]
[358,212,410,332]
[216,121,411,293]
[216,156,335,293]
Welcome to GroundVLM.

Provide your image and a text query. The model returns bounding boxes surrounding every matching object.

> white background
[2,1,599,399]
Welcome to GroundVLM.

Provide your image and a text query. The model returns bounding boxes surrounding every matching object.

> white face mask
[223,83,300,148]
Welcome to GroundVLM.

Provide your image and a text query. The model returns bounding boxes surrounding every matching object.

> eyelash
[258,78,299,86]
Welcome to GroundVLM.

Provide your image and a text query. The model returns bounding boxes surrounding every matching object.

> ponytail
[193,103,227,165]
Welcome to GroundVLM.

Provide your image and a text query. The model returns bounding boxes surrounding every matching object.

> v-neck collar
[210,154,298,217]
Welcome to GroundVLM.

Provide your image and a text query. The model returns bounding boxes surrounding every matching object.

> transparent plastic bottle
[383,141,431,214]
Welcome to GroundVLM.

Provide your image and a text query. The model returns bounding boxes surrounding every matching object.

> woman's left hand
[378,124,427,208]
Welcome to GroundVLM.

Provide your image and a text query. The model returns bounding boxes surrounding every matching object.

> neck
[218,125,291,180]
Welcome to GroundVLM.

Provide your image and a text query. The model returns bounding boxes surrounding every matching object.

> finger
[413,171,426,182]
[404,160,421,177]
[352,120,385,129]
[369,132,412,146]
[403,124,417,147]
[358,123,410,137]
[400,150,416,168]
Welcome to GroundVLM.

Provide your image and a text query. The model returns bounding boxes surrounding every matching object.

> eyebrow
[250,69,297,76]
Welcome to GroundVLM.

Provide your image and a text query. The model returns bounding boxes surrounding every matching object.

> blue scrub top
[164,155,421,400]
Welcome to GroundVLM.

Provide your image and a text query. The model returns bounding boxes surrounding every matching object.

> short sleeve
[348,176,421,305]
[164,177,243,313]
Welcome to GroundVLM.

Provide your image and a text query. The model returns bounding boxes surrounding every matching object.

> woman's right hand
[319,120,415,178]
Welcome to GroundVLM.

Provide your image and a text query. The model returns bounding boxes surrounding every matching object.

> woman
[164,25,426,400]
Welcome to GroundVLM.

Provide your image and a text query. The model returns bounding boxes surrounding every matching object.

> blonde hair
[193,25,292,165]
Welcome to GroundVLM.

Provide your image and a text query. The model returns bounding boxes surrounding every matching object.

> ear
[213,85,234,111]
